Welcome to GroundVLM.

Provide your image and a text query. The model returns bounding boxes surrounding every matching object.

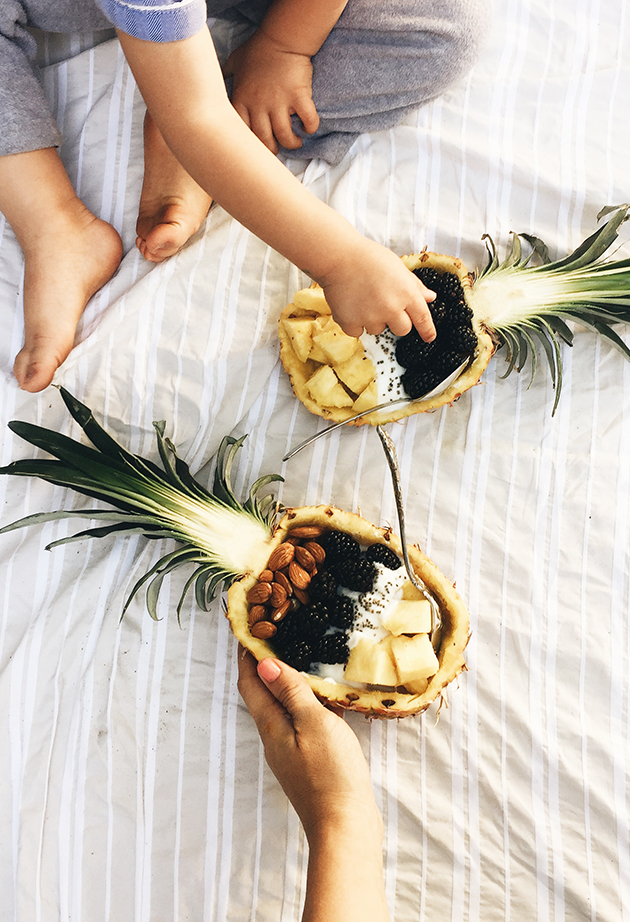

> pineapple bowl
[0,389,469,719]
[279,205,630,421]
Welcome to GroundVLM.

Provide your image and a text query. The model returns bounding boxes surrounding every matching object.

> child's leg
[0,1,122,391]
[0,148,122,392]
[135,112,213,263]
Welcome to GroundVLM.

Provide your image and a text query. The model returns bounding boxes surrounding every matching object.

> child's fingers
[406,299,437,341]
[248,110,278,154]
[270,109,303,150]
[232,101,251,130]
[294,95,319,135]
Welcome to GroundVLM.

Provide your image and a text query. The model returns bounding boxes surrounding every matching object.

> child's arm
[223,0,348,153]
[238,652,391,922]
[118,27,435,340]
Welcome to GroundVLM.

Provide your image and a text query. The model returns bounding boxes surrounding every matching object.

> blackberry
[413,266,441,290]
[300,601,331,640]
[438,272,465,302]
[400,366,443,399]
[365,543,402,569]
[315,631,350,665]
[395,329,437,370]
[309,569,339,601]
[330,555,377,592]
[320,530,362,563]
[282,639,316,672]
[329,596,355,630]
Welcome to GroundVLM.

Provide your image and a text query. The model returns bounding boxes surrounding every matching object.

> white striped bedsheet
[0,2,629,919]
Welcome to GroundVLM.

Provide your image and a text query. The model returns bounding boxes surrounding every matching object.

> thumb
[257,658,324,727]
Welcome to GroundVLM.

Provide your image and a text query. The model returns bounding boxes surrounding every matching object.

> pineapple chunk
[291,287,329,316]
[306,365,354,408]
[333,353,374,395]
[390,634,439,685]
[351,380,378,414]
[311,326,362,365]
[344,636,398,687]
[280,317,316,364]
[381,599,432,635]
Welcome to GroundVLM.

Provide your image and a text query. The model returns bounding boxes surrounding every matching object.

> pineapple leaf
[122,547,206,620]
[551,205,629,271]
[59,387,173,485]
[520,234,551,265]
[45,523,175,551]
[545,315,574,345]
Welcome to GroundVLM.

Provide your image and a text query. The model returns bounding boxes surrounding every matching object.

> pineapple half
[0,388,469,719]
[279,205,630,421]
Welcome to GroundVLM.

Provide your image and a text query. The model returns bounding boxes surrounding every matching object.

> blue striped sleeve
[96,0,208,42]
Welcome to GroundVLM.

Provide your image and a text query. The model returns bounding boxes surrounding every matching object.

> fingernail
[257,658,281,682]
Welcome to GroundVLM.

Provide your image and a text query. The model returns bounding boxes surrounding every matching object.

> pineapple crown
[469,203,630,412]
[0,388,282,619]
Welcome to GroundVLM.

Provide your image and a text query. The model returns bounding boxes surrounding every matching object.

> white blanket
[1,2,629,919]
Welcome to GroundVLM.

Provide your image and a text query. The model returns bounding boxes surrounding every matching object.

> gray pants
[0,0,490,163]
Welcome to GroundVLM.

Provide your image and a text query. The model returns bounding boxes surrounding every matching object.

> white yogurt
[360,330,406,403]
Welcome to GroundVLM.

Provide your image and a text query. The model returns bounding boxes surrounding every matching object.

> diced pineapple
[351,380,378,414]
[381,599,432,635]
[291,287,329,316]
[390,633,439,685]
[311,326,362,365]
[333,353,374,395]
[280,316,316,364]
[344,636,398,687]
[306,365,354,408]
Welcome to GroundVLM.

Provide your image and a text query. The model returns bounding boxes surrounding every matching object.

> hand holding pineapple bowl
[0,389,469,720]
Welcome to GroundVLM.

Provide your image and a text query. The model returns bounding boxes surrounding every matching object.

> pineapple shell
[226,504,469,719]
[279,252,495,426]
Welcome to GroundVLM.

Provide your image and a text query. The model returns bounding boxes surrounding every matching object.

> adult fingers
[256,657,327,732]
[237,649,290,735]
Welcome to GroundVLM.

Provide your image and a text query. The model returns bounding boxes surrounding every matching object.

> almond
[246,581,273,605]
[293,587,310,605]
[303,541,325,564]
[258,569,274,583]
[294,545,316,572]
[248,604,268,626]
[267,542,295,571]
[289,561,311,589]
[250,620,277,640]
[270,582,287,608]
[274,570,293,596]
[289,525,324,539]
[271,600,291,622]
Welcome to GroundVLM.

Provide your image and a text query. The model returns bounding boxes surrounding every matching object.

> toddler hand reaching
[238,650,391,922]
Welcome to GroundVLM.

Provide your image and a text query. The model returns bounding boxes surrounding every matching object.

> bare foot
[136,113,213,262]
[13,204,123,392]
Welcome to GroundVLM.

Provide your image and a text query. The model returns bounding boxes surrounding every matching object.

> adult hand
[237,650,378,840]
[224,31,319,155]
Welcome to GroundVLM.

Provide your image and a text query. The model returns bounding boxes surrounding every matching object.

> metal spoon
[375,425,441,643]
[282,358,469,462]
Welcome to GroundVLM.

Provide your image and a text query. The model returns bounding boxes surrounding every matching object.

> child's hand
[237,650,380,840]
[224,31,319,155]
[318,238,437,340]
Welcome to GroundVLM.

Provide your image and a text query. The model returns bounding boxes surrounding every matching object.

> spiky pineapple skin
[226,504,469,719]
[279,252,496,425]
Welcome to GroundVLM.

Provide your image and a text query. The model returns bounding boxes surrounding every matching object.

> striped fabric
[0,2,629,919]
[97,0,207,42]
